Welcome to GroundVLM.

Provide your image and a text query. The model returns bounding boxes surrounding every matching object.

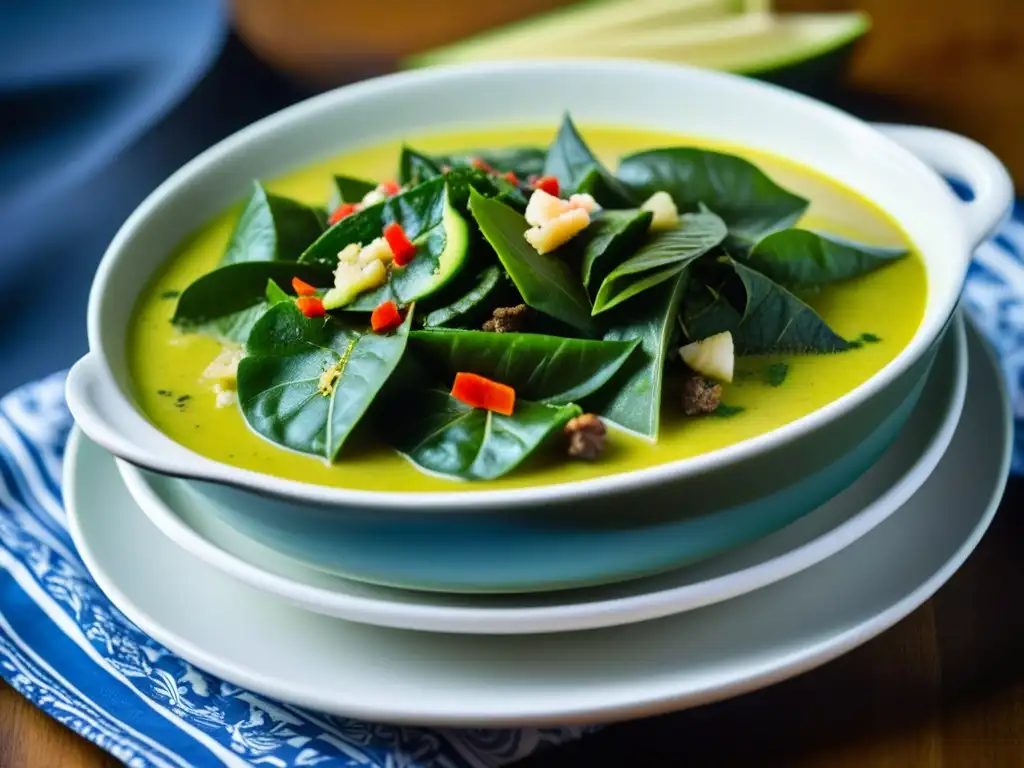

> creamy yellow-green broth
[128,126,927,491]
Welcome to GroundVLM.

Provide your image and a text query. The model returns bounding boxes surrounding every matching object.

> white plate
[66,322,1011,726]
[114,319,968,634]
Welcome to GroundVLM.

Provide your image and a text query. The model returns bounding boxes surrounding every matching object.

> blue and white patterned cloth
[0,203,1022,767]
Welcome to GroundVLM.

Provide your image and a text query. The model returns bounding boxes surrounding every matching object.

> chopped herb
[159,290,181,300]
[715,404,746,418]
[176,394,192,403]
[847,340,863,349]
[156,389,172,397]
[764,363,789,387]
[860,332,882,344]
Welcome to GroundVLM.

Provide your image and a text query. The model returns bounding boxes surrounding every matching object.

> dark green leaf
[745,229,908,287]
[400,147,444,185]
[221,182,325,266]
[409,329,639,403]
[468,189,597,335]
[330,175,377,207]
[592,209,727,314]
[400,146,546,184]
[585,270,689,438]
[715,404,745,418]
[385,389,580,481]
[729,260,850,354]
[422,265,505,328]
[543,115,636,206]
[265,279,291,305]
[616,148,809,248]
[237,302,412,461]
[679,278,744,343]
[172,262,333,342]
[574,209,652,289]
[764,362,789,387]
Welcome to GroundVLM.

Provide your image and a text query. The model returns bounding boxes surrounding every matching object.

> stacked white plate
[66,314,1012,725]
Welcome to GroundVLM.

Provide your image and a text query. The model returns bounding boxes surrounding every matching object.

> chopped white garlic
[322,238,392,309]
[202,346,242,389]
[641,191,680,230]
[525,188,572,227]
[214,386,237,408]
[524,208,591,255]
[567,193,600,214]
[679,331,734,383]
[360,187,387,207]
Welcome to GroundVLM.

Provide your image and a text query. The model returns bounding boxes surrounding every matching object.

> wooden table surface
[3,1,1023,765]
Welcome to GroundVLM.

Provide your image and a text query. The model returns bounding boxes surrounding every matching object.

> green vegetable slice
[237,302,413,461]
[409,329,639,403]
[616,147,808,248]
[385,389,581,481]
[469,189,597,335]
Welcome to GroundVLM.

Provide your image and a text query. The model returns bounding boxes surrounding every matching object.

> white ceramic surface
[115,318,967,633]
[65,59,1013,512]
[66,322,1011,726]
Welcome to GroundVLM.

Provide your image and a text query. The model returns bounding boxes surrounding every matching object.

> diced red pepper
[296,296,325,318]
[383,222,416,267]
[370,301,403,333]
[471,157,493,172]
[503,171,519,185]
[533,176,560,197]
[451,373,516,416]
[379,180,401,196]
[291,277,316,296]
[329,202,359,225]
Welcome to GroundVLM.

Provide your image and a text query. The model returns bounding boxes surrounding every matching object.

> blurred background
[1,0,1021,395]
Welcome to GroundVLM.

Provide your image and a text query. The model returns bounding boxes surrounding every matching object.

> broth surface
[128,126,928,491]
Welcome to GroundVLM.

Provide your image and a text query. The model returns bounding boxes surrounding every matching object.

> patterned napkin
[0,203,1021,766]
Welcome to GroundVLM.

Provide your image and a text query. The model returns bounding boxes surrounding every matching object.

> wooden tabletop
[4,0,1024,765]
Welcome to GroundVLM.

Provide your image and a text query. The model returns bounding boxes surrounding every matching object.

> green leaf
[592,209,727,314]
[422,265,506,328]
[385,389,580,481]
[585,270,689,438]
[729,260,850,354]
[265,279,291,305]
[468,189,597,335]
[574,209,653,290]
[409,329,639,403]
[745,229,908,287]
[400,146,545,184]
[543,114,636,206]
[616,148,809,248]
[764,362,789,387]
[220,181,325,266]
[679,278,744,343]
[329,175,377,208]
[237,302,412,461]
[172,262,333,342]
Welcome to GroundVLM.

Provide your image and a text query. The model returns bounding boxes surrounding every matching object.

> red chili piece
[291,277,316,296]
[383,222,416,267]
[370,301,403,333]
[328,202,359,225]
[471,157,493,172]
[533,176,560,197]
[296,297,325,318]
[379,180,401,196]
[503,171,519,185]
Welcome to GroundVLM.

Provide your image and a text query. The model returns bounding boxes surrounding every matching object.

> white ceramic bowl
[65,60,1013,592]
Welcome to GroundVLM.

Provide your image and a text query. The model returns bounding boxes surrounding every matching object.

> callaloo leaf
[330,175,376,208]
[468,189,597,335]
[744,229,908,287]
[728,260,849,353]
[592,209,727,314]
[616,148,808,248]
[585,270,689,438]
[679,278,744,343]
[385,389,580,481]
[237,302,412,461]
[221,182,325,266]
[400,146,545,184]
[422,265,506,328]
[543,115,636,206]
[574,209,653,290]
[172,262,333,342]
[265,279,291,305]
[409,330,640,403]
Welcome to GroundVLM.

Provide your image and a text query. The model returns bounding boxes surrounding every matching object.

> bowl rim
[81,58,978,509]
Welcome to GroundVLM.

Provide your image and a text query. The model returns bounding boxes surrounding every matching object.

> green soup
[127,125,927,492]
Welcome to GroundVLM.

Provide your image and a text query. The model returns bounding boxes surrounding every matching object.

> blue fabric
[0,206,1019,766]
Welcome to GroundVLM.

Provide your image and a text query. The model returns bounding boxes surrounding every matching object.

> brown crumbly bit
[564,413,606,460]
[680,374,722,416]
[482,304,531,333]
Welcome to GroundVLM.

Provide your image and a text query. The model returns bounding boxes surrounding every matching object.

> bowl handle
[66,353,205,479]
[873,124,1014,248]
